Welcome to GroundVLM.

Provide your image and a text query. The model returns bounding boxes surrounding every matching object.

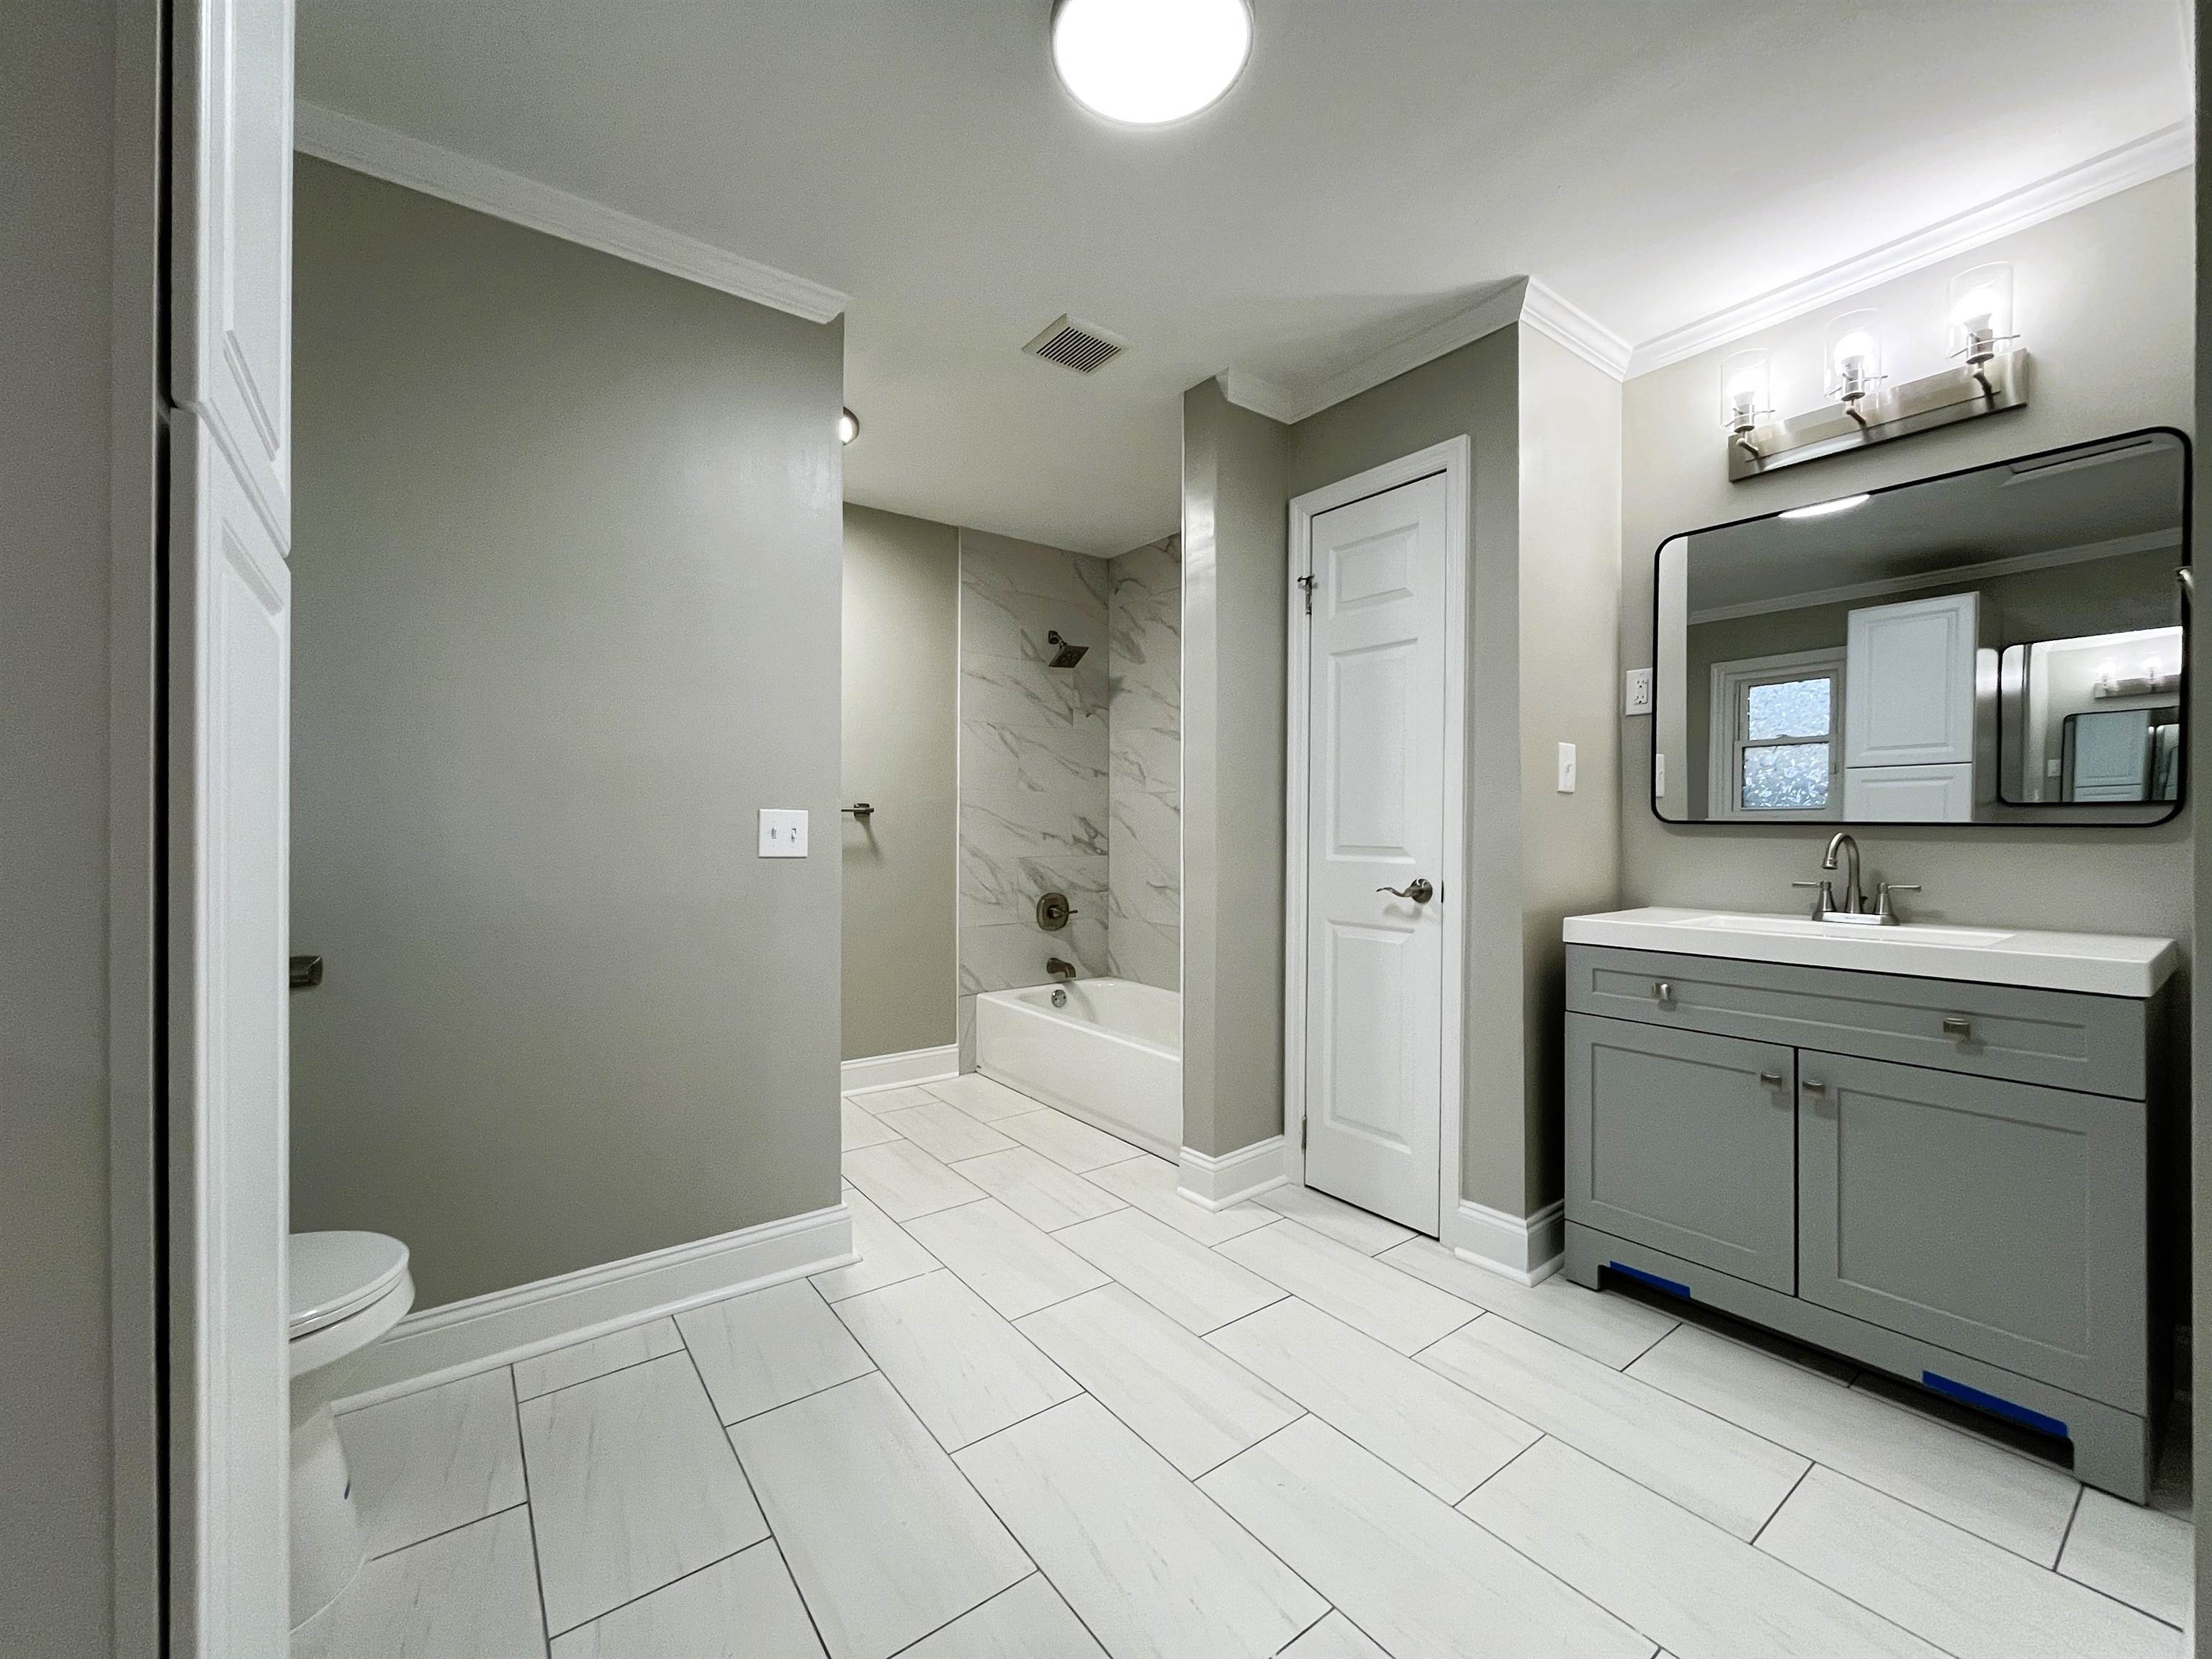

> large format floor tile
[2061,1488,2193,1627]
[1627,1322,2080,1563]
[1019,1284,1300,1477]
[997,1107,1146,1172]
[1420,1316,1806,1541]
[841,1138,986,1221]
[1758,1467,2180,1659]
[845,1084,939,1117]
[953,1146,1127,1231]
[1379,1239,1677,1369]
[337,1367,528,1557]
[1200,1417,1650,1659]
[1253,1184,1416,1255]
[1281,1613,1392,1659]
[731,1374,1031,1659]
[519,1353,769,1634]
[1083,1154,1280,1245]
[876,1099,1020,1163]
[513,1319,684,1403]
[832,1269,1079,1449]
[904,1197,1110,1317]
[841,1097,903,1151]
[956,1396,1327,1659]
[926,1073,1047,1122]
[675,1279,874,1424]
[1463,1436,1946,1659]
[1218,1221,1475,1355]
[897,1575,1107,1658]
[292,1507,545,1659]
[810,1184,938,1303]
[1056,1208,1285,1334]
[547,1539,825,1658]
[1208,1299,1536,1501]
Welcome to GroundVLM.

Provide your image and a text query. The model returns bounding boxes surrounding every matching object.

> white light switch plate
[1624,667,1654,716]
[758,809,809,858]
[1557,742,1577,793]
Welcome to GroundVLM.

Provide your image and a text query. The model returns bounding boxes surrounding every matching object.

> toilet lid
[289,1231,410,1339]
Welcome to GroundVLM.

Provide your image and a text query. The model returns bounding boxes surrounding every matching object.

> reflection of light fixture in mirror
[838,408,860,445]
[1719,349,1771,458]
[1948,262,2015,387]
[1051,0,1254,126]
[1825,310,1883,419]
[1779,493,1871,521]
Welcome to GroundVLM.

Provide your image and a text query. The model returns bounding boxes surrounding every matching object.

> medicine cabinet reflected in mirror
[1652,428,2189,827]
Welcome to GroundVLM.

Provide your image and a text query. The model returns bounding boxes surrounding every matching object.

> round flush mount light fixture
[1051,0,1254,126]
[838,408,860,445]
[1780,493,1871,520]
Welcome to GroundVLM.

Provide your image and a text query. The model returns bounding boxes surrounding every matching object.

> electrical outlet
[1624,667,1654,716]
[757,808,809,858]
[1557,742,1577,793]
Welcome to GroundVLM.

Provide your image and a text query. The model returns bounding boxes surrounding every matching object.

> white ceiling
[295,1,2191,556]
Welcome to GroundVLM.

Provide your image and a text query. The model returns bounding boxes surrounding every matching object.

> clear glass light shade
[838,408,860,444]
[1825,310,1881,401]
[1051,0,1254,125]
[1948,262,2015,361]
[1719,349,1771,432]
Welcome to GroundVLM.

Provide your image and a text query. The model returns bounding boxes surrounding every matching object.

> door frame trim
[1282,436,1471,1234]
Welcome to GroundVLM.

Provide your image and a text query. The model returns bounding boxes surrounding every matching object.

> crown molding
[295,103,850,324]
[1274,278,1529,423]
[1626,121,2193,377]
[1216,372,1299,425]
[1522,278,1632,381]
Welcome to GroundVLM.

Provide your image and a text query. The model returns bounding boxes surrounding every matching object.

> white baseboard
[841,1044,959,1094]
[1442,1198,1565,1287]
[1177,1136,1288,1210]
[315,1203,854,1415]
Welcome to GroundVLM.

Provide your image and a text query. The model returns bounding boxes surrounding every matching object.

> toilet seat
[288,1231,413,1380]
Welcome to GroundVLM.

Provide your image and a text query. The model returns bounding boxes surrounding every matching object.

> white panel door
[1843,591,1978,766]
[1300,474,1449,1233]
[1843,762,1974,822]
[169,416,292,1655]
[175,0,295,542]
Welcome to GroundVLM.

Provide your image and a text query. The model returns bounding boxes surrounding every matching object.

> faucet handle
[1875,881,1920,922]
[1790,879,1835,920]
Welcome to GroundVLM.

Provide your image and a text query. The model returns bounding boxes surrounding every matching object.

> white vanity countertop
[1563,907,2179,999]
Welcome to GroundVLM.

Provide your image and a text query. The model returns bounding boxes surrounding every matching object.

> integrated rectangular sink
[1563,907,2177,999]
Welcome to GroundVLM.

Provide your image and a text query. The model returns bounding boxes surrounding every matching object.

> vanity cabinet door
[1565,1014,1797,1292]
[1798,1053,2146,1411]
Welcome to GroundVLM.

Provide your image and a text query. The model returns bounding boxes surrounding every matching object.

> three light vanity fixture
[1722,261,2026,482]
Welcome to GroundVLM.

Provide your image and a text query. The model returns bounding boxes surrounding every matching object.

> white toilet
[288,1231,413,1629]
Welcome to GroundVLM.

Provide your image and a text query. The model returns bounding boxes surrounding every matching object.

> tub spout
[1046,958,1076,981]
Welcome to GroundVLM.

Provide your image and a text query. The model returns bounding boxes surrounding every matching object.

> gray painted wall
[1182,382,1292,1159]
[2193,9,2208,1631]
[1,4,120,1648]
[957,529,1112,1066]
[1619,174,2193,949]
[1108,536,1183,990]
[289,160,845,1310]
[842,505,959,1060]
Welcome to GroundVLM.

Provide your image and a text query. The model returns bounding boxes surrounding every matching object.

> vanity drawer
[1565,945,2146,1099]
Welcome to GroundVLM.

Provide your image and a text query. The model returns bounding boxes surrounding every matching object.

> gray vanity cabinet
[1564,941,2162,1501]
[1797,1052,2146,1409]
[1565,1015,1796,1292]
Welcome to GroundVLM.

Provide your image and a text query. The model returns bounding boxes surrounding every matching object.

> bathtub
[976,978,1181,1158]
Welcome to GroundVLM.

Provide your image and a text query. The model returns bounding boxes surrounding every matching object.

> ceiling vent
[1023,315,1128,374]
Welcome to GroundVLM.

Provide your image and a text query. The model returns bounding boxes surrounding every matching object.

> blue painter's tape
[1921,1372,2069,1440]
[1607,1261,1693,1300]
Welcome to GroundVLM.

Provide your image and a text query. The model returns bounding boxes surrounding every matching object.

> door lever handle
[1375,878,1434,903]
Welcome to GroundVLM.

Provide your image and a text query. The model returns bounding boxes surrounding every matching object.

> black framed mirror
[1651,428,2190,827]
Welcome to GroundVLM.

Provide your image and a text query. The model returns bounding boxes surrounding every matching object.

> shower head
[1046,630,1089,669]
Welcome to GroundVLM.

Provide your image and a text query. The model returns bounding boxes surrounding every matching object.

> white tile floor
[303,1077,2195,1659]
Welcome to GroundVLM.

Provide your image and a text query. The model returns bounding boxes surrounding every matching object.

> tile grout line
[1747,1460,1814,1547]
[505,1363,557,1652]
[2053,1483,2086,1562]
[363,1496,532,1565]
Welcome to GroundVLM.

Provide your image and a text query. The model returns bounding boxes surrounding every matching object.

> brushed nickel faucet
[1822,832,1863,914]
[1794,832,1918,925]
[1046,957,1076,981]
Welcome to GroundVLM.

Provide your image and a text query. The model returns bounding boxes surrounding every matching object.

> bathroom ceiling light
[1825,310,1883,410]
[1948,262,2016,367]
[1780,494,1871,520]
[1051,0,1254,126]
[839,408,860,445]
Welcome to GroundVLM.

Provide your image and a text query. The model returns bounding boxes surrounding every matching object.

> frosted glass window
[1745,677,1831,741]
[1741,742,1831,810]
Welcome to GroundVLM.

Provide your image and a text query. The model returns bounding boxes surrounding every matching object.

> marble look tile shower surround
[958,531,1114,1066]
[1107,536,1182,990]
